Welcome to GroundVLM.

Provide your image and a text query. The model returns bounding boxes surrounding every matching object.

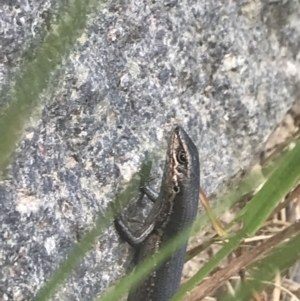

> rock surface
[0,0,300,300]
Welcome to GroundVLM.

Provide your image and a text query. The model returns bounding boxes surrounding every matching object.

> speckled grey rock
[1,0,300,300]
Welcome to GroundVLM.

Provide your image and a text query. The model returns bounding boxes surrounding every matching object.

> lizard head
[165,126,200,198]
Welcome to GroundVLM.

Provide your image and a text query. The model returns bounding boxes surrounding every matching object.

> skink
[115,126,200,301]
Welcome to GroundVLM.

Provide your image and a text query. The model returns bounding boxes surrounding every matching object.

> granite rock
[0,0,300,300]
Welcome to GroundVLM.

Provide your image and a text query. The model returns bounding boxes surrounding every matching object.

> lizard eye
[177,151,186,164]
[173,185,180,193]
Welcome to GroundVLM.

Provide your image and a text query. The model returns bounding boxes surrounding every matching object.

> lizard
[115,125,200,301]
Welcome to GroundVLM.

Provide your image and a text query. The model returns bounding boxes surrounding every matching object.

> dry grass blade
[186,235,221,262]
[185,189,230,262]
[184,220,300,301]
[270,183,300,218]
[199,188,227,238]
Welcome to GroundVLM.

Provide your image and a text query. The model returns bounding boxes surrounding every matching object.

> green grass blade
[172,139,300,300]
[96,224,195,301]
[96,182,256,301]
[0,0,106,173]
[170,232,245,301]
[32,161,152,301]
[241,140,300,236]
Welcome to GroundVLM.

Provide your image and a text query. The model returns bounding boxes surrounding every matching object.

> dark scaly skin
[115,126,200,301]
